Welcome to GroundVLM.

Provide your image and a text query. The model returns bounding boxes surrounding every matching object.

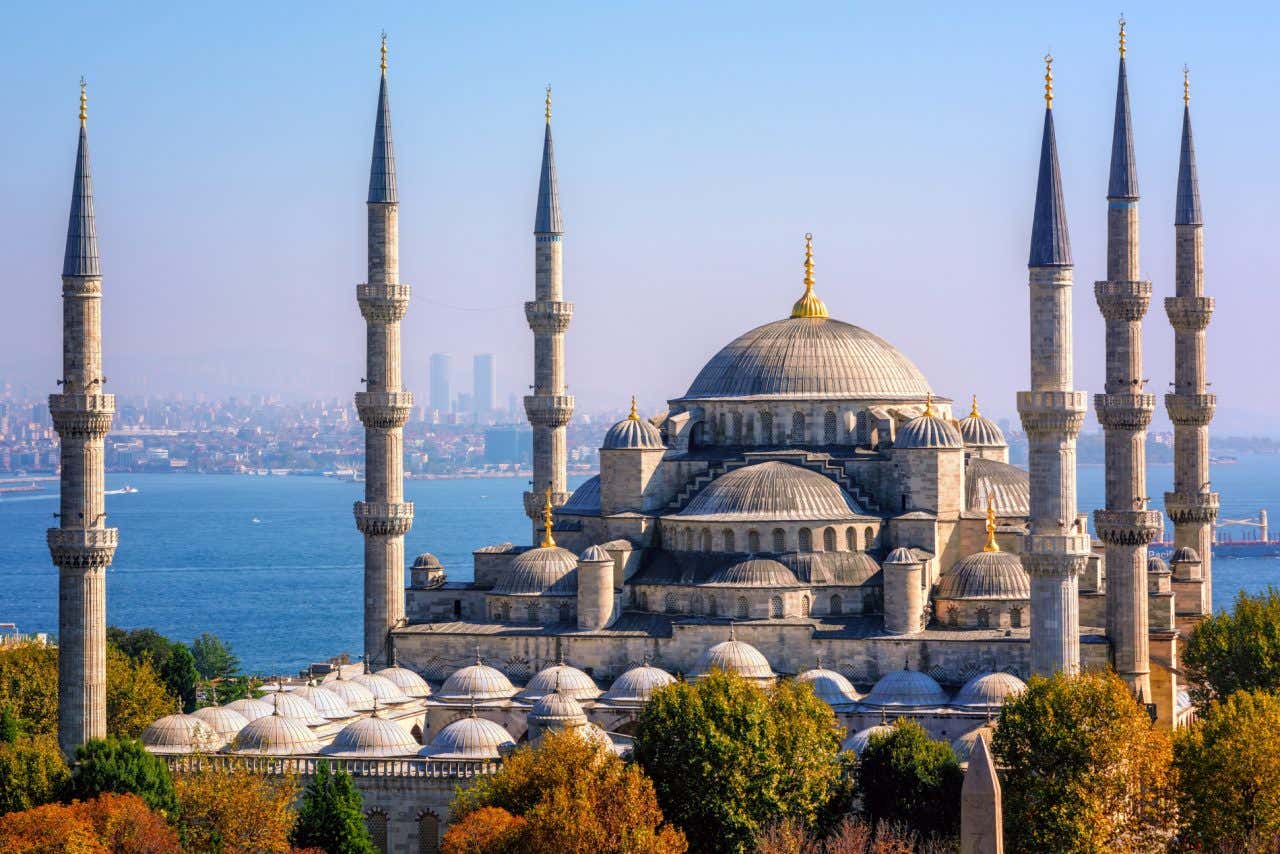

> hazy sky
[2,2,1276,432]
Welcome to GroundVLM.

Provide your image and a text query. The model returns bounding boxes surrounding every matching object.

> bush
[854,719,961,838]
[66,736,177,815]
[290,760,376,854]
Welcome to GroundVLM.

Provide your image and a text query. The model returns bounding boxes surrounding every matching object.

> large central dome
[679,316,932,402]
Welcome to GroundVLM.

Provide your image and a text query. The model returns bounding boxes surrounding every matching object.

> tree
[0,705,23,743]
[631,670,845,853]
[191,633,240,681]
[855,719,962,838]
[108,627,175,673]
[1174,689,1280,849]
[66,736,178,815]
[0,792,180,853]
[290,760,376,854]
[450,730,686,853]
[105,647,178,739]
[0,645,58,738]
[174,757,298,853]
[0,734,69,815]
[992,669,1176,853]
[1183,587,1280,711]
[160,644,200,713]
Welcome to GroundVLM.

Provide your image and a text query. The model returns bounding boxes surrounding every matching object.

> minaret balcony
[357,283,411,323]
[1094,393,1156,431]
[49,393,115,438]
[1021,532,1091,577]
[524,301,573,335]
[1164,491,1219,525]
[1164,296,1214,330]
[1094,280,1153,321]
[523,490,571,519]
[355,391,414,429]
[353,501,415,537]
[1093,509,1162,546]
[1164,393,1216,427]
[47,527,118,570]
[1016,390,1088,437]
[524,394,575,428]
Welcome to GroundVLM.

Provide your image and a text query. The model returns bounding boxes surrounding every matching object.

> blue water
[2,459,1277,673]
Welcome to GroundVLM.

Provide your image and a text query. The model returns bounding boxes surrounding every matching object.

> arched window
[947,606,959,627]
[748,530,761,552]
[976,607,990,629]
[760,411,774,443]
[770,596,784,618]
[798,528,812,552]
[823,527,836,552]
[745,414,756,445]
[700,529,712,551]
[772,529,786,553]
[846,527,857,551]
[664,592,679,614]
[735,597,750,620]
[717,412,727,443]
[862,590,879,614]
[500,602,511,622]
[732,412,743,443]
[684,528,693,550]
[791,411,806,443]
[1010,607,1023,628]
[366,810,389,854]
[692,593,705,615]
[418,813,441,854]
[558,603,572,623]
[823,410,837,443]
[708,596,719,616]
[801,595,811,616]
[639,592,649,610]
[830,594,843,615]
[722,529,735,552]
[691,421,706,448]
[411,723,424,745]
[864,526,876,549]
[526,603,540,623]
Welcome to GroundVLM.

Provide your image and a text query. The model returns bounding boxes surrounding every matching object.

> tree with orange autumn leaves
[0,792,181,854]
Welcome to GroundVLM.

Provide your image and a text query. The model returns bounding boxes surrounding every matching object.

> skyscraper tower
[1165,68,1216,620]
[473,353,497,415]
[1093,21,1161,698]
[49,80,117,758]
[1018,56,1092,677]
[523,87,573,539]
[354,36,413,666]
[429,353,452,414]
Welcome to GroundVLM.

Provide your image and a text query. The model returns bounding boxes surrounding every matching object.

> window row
[675,525,878,553]
[697,409,852,447]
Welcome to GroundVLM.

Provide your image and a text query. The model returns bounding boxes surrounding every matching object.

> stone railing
[165,754,499,779]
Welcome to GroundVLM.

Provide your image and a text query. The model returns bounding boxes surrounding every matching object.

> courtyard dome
[937,552,1031,600]
[707,558,802,587]
[230,712,321,756]
[862,669,949,708]
[325,674,377,712]
[493,546,578,596]
[290,684,357,720]
[951,672,1027,711]
[352,672,412,705]
[680,316,932,402]
[528,690,588,728]
[518,661,601,702]
[224,698,275,722]
[678,461,860,521]
[951,726,995,764]
[423,714,516,759]
[437,658,517,702]
[603,402,664,450]
[602,663,676,705]
[376,665,433,699]
[796,665,862,706]
[958,398,1006,447]
[321,714,419,757]
[842,724,895,757]
[896,405,964,450]
[263,689,327,726]
[191,706,251,739]
[142,714,220,754]
[693,634,775,682]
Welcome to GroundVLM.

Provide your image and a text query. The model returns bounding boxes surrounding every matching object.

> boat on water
[105,485,138,495]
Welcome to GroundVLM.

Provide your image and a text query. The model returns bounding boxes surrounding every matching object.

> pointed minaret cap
[534,85,564,234]
[1028,54,1073,268]
[1108,18,1139,201]
[1176,67,1203,226]
[64,77,100,278]
[368,33,398,204]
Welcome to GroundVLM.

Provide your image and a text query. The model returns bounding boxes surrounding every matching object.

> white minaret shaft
[50,81,117,758]
[355,39,413,666]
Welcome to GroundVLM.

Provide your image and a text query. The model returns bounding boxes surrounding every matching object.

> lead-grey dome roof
[842,724,895,756]
[951,672,1027,711]
[376,666,433,699]
[602,663,676,705]
[958,412,1006,447]
[493,546,579,596]
[1171,546,1201,563]
[603,416,664,450]
[936,552,1031,600]
[518,662,601,702]
[437,660,517,702]
[693,637,775,681]
[966,458,1030,516]
[706,558,802,587]
[321,714,419,757]
[896,414,964,449]
[677,461,861,521]
[142,714,221,754]
[796,667,862,705]
[862,669,949,708]
[191,706,251,738]
[423,714,516,759]
[680,316,932,401]
[230,712,321,756]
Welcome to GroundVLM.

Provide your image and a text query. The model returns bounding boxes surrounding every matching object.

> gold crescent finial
[984,493,1000,552]
[541,487,556,548]
[1118,15,1127,58]
[79,77,87,127]
[923,392,935,418]
[1183,64,1190,106]
[790,232,829,318]
[545,85,552,123]
[628,395,639,421]
[1044,53,1054,109]
[970,394,980,419]
[380,31,387,74]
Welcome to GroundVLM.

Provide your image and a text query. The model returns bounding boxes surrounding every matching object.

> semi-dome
[782,552,882,586]
[842,724,895,757]
[951,726,995,764]
[493,546,578,596]
[603,406,664,450]
[263,689,327,726]
[896,410,964,450]
[518,661,601,702]
[951,672,1027,711]
[436,658,517,702]
[376,665,433,699]
[230,712,321,756]
[326,674,377,712]
[680,316,932,402]
[937,552,1031,600]
[602,663,676,705]
[862,669,949,708]
[693,635,775,682]
[352,672,412,705]
[321,714,419,757]
[191,706,251,738]
[224,698,275,722]
[707,558,802,587]
[290,684,357,720]
[422,714,516,759]
[965,458,1030,516]
[958,400,1006,447]
[677,461,861,521]
[142,714,221,754]
[796,666,862,706]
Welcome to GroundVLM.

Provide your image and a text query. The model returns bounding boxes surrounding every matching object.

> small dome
[224,698,275,722]
[437,660,517,702]
[142,714,221,754]
[1147,555,1170,574]
[321,714,419,757]
[518,662,601,702]
[376,666,433,699]
[895,412,964,450]
[423,715,516,759]
[1170,546,1201,564]
[191,706,250,738]
[796,667,862,706]
[528,691,588,728]
[262,690,327,725]
[783,552,882,586]
[290,685,357,720]
[493,546,578,596]
[707,558,801,587]
[678,461,862,521]
[694,636,775,682]
[958,406,1006,448]
[951,672,1027,711]
[862,669,949,708]
[842,724,895,757]
[579,544,612,563]
[230,713,321,756]
[412,552,442,570]
[951,726,995,764]
[884,547,918,565]
[937,552,1030,600]
[353,672,412,705]
[603,414,664,450]
[602,663,676,705]
[326,675,377,712]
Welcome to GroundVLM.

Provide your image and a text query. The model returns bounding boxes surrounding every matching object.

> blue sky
[1,2,1275,431]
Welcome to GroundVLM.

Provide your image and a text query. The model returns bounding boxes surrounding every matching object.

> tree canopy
[290,760,376,854]
[855,718,962,838]
[0,792,180,854]
[1183,586,1280,711]
[191,633,240,681]
[66,736,178,816]
[0,734,69,816]
[159,644,200,714]
[174,757,298,853]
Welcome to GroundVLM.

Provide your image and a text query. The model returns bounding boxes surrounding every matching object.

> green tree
[631,669,845,853]
[65,735,178,815]
[1183,587,1280,711]
[0,705,22,743]
[106,647,178,738]
[290,760,376,854]
[992,670,1176,853]
[191,633,240,681]
[0,734,69,815]
[160,644,200,713]
[108,626,175,673]
[0,645,58,738]
[1174,689,1280,849]
[855,718,962,838]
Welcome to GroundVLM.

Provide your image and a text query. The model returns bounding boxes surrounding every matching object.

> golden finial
[969,394,980,419]
[380,31,387,74]
[79,77,87,127]
[1118,15,1127,59]
[984,493,1000,552]
[790,232,829,319]
[628,395,639,421]
[1043,53,1054,109]
[545,85,552,123]
[540,487,556,548]
[1183,65,1190,106]
[923,392,935,419]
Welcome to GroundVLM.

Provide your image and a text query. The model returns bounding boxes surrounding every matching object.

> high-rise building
[429,353,452,414]
[473,354,496,416]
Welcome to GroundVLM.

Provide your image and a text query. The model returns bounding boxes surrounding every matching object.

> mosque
[47,25,1217,853]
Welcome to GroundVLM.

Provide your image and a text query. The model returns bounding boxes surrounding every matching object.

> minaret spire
[1028,54,1072,268]
[64,79,99,279]
[1175,68,1202,227]
[368,33,397,205]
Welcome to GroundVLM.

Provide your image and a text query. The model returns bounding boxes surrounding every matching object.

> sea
[2,457,1279,673]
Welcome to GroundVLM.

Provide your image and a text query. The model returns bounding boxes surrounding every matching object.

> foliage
[0,645,58,738]
[159,644,200,713]
[66,736,178,815]
[0,792,180,853]
[854,719,962,838]
[191,633,240,681]
[992,669,1176,853]
[105,647,178,739]
[1183,586,1280,711]
[1,704,23,743]
[174,757,298,853]
[0,734,70,816]
[1174,688,1280,849]
[450,729,686,853]
[631,670,845,853]
[212,676,254,705]
[441,807,528,854]
[289,760,376,854]
[754,816,957,854]
[108,627,175,673]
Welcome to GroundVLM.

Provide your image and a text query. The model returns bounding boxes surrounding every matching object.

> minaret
[49,79,117,758]
[1092,20,1161,697]
[523,86,574,540]
[1164,67,1216,619]
[1018,55,1092,676]
[354,35,413,667]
